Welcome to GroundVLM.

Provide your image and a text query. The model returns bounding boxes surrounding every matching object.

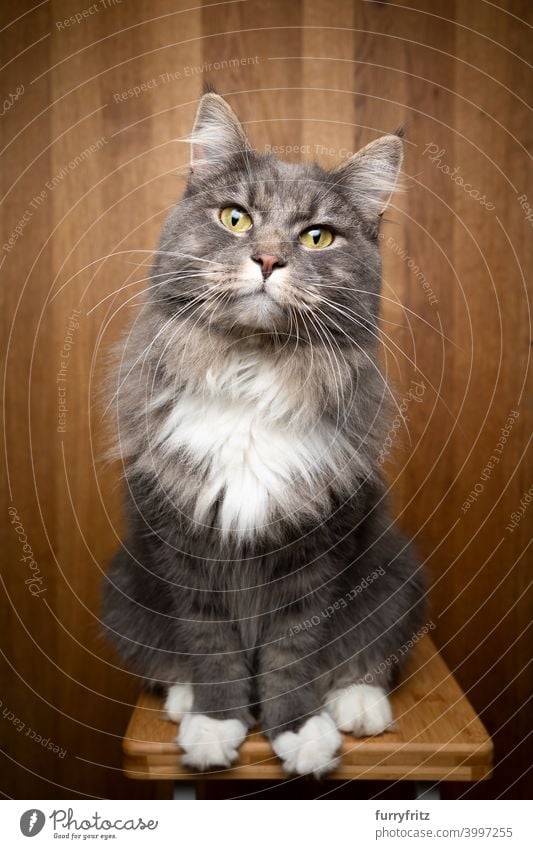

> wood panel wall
[1,0,531,799]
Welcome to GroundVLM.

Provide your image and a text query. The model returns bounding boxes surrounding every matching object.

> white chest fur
[155,356,349,537]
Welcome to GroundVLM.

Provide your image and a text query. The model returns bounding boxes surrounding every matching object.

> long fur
[102,93,426,772]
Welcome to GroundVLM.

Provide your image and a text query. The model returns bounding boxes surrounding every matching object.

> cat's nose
[251,254,286,280]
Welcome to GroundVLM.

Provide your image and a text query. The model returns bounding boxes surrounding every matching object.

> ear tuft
[334,134,404,221]
[202,79,218,96]
[187,93,252,172]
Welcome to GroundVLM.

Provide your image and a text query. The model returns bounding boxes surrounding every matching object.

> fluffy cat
[102,91,426,777]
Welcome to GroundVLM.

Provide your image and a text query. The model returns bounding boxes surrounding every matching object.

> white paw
[272,712,342,778]
[325,683,392,736]
[177,714,247,770]
[164,684,194,722]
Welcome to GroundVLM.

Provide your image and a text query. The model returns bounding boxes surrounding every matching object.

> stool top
[123,636,493,782]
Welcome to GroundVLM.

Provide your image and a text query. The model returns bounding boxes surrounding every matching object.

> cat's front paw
[177,713,247,770]
[272,712,341,778]
[164,684,194,722]
[325,683,392,736]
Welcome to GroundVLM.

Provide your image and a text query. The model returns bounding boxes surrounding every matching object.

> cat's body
[103,92,426,776]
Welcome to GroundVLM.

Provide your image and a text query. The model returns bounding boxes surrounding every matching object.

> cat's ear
[333,134,403,224]
[189,93,252,172]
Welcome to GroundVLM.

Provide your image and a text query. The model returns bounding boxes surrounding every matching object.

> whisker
[305,310,348,430]
[306,290,402,374]
[305,298,409,435]
[104,288,213,417]
[313,283,460,350]
[311,291,461,426]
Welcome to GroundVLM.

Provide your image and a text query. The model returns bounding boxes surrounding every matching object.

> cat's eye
[220,206,253,233]
[299,226,334,249]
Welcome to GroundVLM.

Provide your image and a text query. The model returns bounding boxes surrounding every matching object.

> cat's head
[154,92,403,350]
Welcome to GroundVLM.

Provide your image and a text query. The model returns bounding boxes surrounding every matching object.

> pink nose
[251,254,286,279]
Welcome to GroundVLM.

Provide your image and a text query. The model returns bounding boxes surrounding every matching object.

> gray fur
[102,94,426,755]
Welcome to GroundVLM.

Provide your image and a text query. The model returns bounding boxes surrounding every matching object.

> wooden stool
[122,637,493,799]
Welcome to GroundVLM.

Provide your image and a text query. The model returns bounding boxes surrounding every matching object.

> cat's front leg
[174,623,254,771]
[257,638,342,778]
[164,683,194,722]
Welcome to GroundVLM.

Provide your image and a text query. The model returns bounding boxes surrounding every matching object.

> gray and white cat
[102,90,426,777]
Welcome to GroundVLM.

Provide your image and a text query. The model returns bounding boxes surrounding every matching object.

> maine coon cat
[103,90,426,777]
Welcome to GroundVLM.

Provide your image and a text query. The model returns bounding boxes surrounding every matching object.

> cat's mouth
[233,264,285,301]
[229,278,278,304]
[238,288,271,300]
[238,287,281,311]
[221,284,284,331]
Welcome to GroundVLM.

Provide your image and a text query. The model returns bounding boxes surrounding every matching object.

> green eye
[220,206,253,233]
[299,227,334,249]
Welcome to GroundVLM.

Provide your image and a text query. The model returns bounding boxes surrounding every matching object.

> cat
[102,89,426,777]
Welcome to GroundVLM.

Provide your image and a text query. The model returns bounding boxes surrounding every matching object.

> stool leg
[414,781,441,800]
[173,781,197,799]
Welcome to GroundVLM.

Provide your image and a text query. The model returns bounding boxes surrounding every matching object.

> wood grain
[123,638,493,782]
[1,0,531,799]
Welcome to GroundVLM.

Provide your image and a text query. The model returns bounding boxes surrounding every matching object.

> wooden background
[1,0,531,799]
